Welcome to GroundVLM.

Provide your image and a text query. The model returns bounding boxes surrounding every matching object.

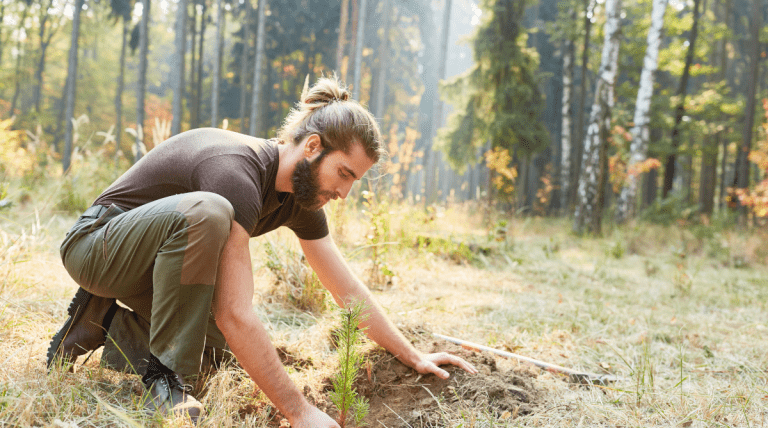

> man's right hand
[289,405,340,428]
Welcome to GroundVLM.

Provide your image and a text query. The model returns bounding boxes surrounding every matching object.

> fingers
[425,352,479,376]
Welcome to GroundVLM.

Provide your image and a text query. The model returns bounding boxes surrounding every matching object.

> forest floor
[1,199,767,427]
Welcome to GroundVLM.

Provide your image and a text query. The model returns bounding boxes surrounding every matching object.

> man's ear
[303,134,324,158]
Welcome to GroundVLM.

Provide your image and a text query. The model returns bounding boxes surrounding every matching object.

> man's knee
[177,192,234,244]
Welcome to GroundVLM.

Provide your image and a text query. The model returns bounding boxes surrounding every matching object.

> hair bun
[301,76,351,111]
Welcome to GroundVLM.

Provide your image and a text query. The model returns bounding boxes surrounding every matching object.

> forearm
[217,314,310,419]
[338,284,422,367]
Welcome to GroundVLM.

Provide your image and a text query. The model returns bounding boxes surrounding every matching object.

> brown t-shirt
[93,128,329,240]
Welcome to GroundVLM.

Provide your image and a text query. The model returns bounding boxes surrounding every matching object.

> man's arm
[213,222,339,428]
[300,235,477,378]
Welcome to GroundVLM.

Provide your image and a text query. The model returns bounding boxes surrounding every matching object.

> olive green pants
[60,192,233,375]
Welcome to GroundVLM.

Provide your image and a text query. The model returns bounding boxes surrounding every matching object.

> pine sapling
[329,301,370,427]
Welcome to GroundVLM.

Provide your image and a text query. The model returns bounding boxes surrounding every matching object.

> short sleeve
[191,155,263,235]
[285,205,329,240]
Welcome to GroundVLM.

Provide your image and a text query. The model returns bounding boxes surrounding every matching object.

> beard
[291,151,333,210]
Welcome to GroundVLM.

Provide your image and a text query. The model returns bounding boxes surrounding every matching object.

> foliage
[736,99,768,217]
[329,301,370,428]
[484,147,517,205]
[360,190,394,288]
[263,240,331,314]
[436,0,548,171]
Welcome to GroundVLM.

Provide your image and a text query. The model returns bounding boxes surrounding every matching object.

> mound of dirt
[309,339,543,427]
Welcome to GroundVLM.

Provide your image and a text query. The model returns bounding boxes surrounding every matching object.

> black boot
[47,287,118,370]
[142,354,204,422]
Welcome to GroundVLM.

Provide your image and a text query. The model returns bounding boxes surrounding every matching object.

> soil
[242,334,544,427]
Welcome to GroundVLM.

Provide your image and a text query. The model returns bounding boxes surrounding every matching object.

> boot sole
[46,287,94,369]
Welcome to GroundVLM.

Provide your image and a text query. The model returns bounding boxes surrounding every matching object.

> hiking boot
[143,372,204,422]
[46,287,118,370]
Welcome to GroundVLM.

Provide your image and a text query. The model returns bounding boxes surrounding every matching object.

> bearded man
[47,77,476,427]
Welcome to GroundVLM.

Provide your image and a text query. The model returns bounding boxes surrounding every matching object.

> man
[48,77,476,427]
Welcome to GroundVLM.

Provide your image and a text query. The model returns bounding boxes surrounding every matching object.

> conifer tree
[436,0,548,175]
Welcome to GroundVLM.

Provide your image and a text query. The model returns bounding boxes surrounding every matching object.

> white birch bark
[560,36,574,212]
[616,0,668,223]
[573,0,622,234]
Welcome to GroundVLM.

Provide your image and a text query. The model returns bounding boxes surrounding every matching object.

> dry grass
[1,197,767,427]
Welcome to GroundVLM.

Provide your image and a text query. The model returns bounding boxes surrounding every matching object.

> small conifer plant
[329,301,370,427]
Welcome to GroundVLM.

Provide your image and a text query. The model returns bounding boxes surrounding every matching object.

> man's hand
[289,405,340,428]
[411,352,479,379]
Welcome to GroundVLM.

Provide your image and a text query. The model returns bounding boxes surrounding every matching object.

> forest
[0,0,767,426]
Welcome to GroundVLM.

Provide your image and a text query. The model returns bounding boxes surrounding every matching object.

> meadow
[1,165,766,427]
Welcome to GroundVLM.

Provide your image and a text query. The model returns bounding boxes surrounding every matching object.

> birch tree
[559,9,576,212]
[171,0,187,135]
[573,0,622,235]
[616,0,668,223]
[249,0,266,137]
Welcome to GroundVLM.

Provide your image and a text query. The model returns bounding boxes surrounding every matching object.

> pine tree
[436,0,548,175]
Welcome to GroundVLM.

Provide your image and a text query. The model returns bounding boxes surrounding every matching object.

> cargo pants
[60,192,234,375]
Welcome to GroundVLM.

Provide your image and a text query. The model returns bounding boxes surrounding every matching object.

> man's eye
[339,170,347,178]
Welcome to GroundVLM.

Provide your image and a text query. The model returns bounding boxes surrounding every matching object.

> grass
[1,190,767,426]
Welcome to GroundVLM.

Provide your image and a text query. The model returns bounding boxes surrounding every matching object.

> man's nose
[337,181,354,199]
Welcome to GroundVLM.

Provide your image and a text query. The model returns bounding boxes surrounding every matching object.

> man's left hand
[411,352,478,379]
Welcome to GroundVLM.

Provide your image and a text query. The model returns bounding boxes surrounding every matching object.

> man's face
[292,140,375,211]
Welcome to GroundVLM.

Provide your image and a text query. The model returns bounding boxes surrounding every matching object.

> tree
[239,1,251,133]
[573,0,622,235]
[616,0,668,223]
[211,0,223,128]
[32,0,65,114]
[437,0,548,194]
[424,0,453,205]
[248,0,266,136]
[63,0,85,173]
[172,0,188,135]
[662,0,701,198]
[135,0,151,163]
[10,0,32,115]
[733,0,763,223]
[571,0,594,208]
[372,0,392,120]
[110,0,134,160]
[336,0,350,79]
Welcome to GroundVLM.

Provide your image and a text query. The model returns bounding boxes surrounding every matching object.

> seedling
[329,301,370,427]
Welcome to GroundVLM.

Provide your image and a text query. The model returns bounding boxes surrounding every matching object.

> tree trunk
[194,1,207,129]
[425,0,453,206]
[571,0,593,209]
[699,134,718,215]
[0,1,5,67]
[560,29,575,212]
[115,17,128,165]
[249,0,267,137]
[63,0,85,173]
[662,0,701,198]
[172,0,188,135]
[135,0,151,163]
[734,0,762,223]
[351,0,367,101]
[189,2,198,128]
[616,0,668,223]
[211,0,223,128]
[10,4,30,115]
[348,0,359,84]
[336,0,350,79]
[573,0,621,235]
[239,1,252,133]
[373,0,392,120]
[33,4,55,114]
